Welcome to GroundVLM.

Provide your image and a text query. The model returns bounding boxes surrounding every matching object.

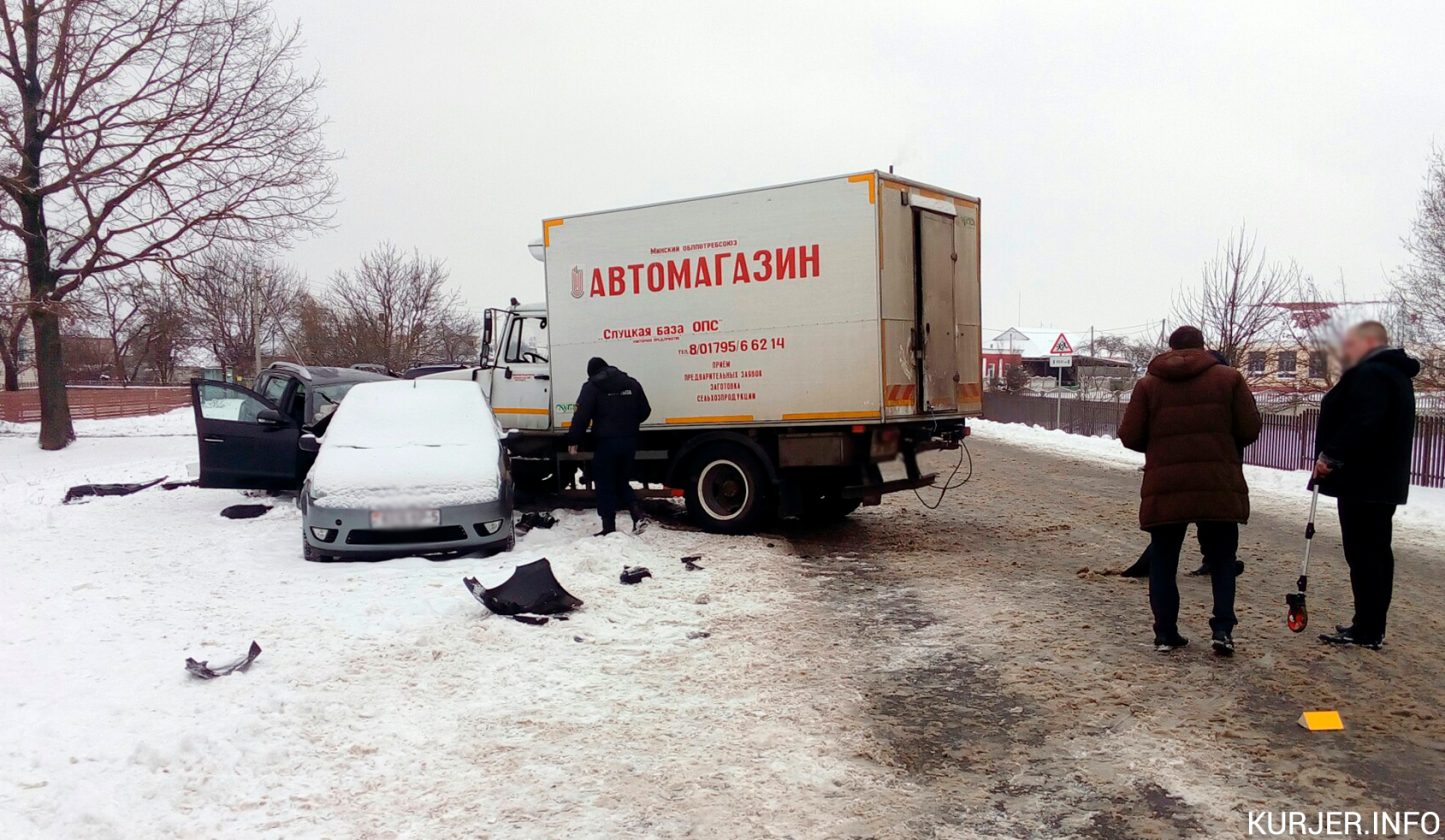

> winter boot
[629,503,649,534]
[1211,631,1235,657]
[1319,629,1383,650]
[595,516,616,537]
[1154,633,1189,653]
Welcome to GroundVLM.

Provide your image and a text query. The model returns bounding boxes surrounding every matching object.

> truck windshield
[503,317,549,363]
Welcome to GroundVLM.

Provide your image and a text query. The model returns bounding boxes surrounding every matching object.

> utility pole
[252,284,262,382]
[1055,363,1063,428]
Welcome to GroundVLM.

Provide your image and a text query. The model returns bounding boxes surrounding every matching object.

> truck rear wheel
[684,445,771,534]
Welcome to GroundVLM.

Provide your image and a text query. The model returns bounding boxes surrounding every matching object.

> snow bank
[969,419,1445,533]
[0,432,898,839]
[0,406,195,438]
[309,380,502,509]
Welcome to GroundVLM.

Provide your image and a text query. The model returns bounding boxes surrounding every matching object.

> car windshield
[311,382,363,423]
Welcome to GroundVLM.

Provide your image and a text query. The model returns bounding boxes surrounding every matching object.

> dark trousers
[1337,499,1397,641]
[592,436,638,524]
[1148,522,1239,638]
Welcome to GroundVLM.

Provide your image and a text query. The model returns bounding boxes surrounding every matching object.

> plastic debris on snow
[62,476,166,504]
[220,503,273,519]
[516,511,558,533]
[185,641,262,679]
[680,555,704,571]
[620,566,653,584]
[464,558,582,618]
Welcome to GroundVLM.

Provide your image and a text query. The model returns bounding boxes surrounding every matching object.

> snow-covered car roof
[309,381,503,509]
[322,380,498,449]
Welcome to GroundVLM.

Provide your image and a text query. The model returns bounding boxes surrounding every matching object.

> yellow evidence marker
[1298,710,1344,731]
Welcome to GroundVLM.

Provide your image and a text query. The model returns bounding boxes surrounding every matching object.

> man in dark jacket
[1313,321,1419,650]
[567,357,652,535]
[1119,326,1262,655]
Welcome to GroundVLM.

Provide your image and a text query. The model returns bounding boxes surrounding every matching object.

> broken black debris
[515,511,558,533]
[186,641,262,679]
[620,566,652,584]
[220,504,273,519]
[63,477,166,504]
[680,555,704,571]
[464,558,582,617]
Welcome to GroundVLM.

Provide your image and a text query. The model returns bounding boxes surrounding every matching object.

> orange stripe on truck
[494,407,549,416]
[884,383,916,407]
[542,218,564,246]
[847,173,876,204]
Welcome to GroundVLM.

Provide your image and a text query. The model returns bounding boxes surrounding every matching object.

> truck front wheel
[684,445,771,534]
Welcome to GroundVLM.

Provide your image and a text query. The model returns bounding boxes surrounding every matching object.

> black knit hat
[587,357,608,377]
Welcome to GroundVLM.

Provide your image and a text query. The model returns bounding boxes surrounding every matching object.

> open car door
[190,380,305,490]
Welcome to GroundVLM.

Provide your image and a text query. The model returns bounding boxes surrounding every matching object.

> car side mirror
[256,408,284,425]
[298,433,321,453]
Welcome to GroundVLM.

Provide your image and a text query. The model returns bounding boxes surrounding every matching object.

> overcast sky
[268,0,1445,344]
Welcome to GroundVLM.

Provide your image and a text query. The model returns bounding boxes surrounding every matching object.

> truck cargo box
[541,172,981,430]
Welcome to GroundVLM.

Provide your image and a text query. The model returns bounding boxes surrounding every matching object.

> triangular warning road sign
[1049,333,1074,355]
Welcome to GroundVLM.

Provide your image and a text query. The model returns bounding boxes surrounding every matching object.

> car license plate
[370,509,441,529]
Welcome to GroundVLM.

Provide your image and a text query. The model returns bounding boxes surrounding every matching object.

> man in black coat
[1313,321,1420,650]
[567,357,652,535]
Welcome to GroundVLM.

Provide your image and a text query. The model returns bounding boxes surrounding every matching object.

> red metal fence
[0,386,190,424]
[981,393,1445,489]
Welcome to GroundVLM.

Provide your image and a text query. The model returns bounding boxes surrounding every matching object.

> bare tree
[1173,224,1296,379]
[0,259,26,389]
[1279,274,1347,391]
[132,275,189,383]
[320,243,477,372]
[0,0,337,448]
[177,250,302,382]
[1393,146,1445,387]
[78,271,147,382]
[1090,333,1161,375]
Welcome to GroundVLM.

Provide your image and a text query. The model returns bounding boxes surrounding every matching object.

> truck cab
[481,301,552,430]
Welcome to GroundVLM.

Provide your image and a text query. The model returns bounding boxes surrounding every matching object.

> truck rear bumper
[841,472,936,502]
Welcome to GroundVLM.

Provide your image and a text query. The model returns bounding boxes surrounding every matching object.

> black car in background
[189,363,395,490]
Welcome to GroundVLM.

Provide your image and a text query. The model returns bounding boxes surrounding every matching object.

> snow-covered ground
[4,413,1441,838]
[0,406,196,439]
[968,419,1445,535]
[0,421,898,838]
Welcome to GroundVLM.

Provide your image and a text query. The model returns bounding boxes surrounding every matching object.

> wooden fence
[0,386,191,424]
[981,392,1445,489]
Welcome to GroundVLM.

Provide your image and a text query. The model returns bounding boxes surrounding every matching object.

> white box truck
[463,171,982,532]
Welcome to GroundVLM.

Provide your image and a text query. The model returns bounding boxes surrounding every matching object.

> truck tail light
[870,426,902,459]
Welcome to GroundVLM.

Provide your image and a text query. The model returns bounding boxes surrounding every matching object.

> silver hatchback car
[297,380,515,561]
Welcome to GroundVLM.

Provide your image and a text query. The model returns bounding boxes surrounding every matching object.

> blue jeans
[1148,522,1239,638]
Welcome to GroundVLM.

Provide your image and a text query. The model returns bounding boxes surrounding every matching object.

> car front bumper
[301,491,514,558]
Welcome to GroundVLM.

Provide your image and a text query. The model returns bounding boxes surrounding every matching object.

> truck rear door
[916,207,960,413]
